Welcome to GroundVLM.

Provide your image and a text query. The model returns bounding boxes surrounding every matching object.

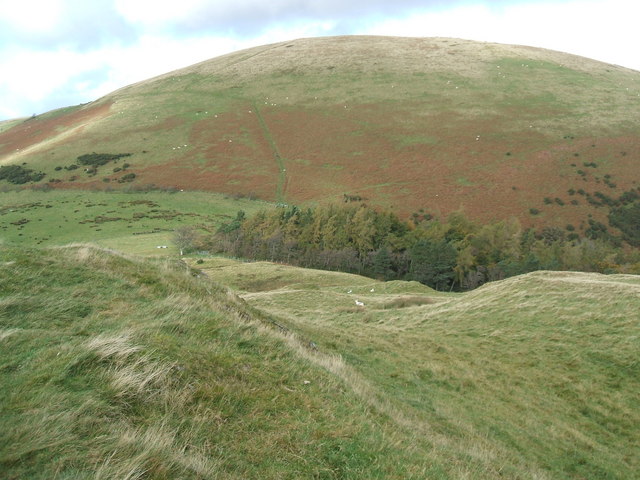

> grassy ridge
[1,246,639,478]
[0,245,426,479]
[198,256,640,479]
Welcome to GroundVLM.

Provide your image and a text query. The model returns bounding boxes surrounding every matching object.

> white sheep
[355,300,364,307]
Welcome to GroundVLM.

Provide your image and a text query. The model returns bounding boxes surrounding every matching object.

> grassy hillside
[198,256,640,479]
[3,246,639,478]
[0,245,428,479]
[1,36,639,232]
[0,189,264,254]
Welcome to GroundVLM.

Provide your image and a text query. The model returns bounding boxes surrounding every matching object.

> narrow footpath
[253,103,287,203]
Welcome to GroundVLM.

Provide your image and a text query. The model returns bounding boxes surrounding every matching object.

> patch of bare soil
[0,102,113,158]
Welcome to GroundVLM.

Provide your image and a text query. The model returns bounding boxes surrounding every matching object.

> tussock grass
[2,245,638,478]
[0,328,20,341]
[0,245,424,478]
[94,423,219,480]
[211,257,640,479]
[85,332,142,361]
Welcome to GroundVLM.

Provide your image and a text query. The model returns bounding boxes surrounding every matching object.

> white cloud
[1,0,640,120]
[0,0,65,32]
[0,47,104,118]
[114,0,209,28]
[364,1,640,70]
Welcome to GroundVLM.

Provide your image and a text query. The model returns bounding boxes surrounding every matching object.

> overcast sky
[1,0,638,120]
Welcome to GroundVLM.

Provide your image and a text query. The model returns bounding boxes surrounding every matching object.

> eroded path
[253,103,287,203]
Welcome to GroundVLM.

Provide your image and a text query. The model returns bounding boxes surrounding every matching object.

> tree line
[184,203,640,291]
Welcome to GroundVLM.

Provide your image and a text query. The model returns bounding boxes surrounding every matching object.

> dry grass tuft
[85,333,141,363]
[0,328,20,341]
[52,242,135,262]
[108,356,174,397]
[95,424,218,479]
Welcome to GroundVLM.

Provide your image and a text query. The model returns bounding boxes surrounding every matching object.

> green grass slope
[0,245,430,479]
[0,189,265,253]
[198,257,640,479]
[2,245,639,478]
[1,36,639,231]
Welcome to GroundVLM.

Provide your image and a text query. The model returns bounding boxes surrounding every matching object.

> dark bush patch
[118,173,136,183]
[77,153,131,167]
[0,165,46,184]
[585,219,613,242]
[609,202,640,246]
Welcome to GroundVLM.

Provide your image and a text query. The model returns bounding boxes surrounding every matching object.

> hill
[1,36,639,234]
[2,245,638,478]
[0,245,422,479]
[199,256,640,479]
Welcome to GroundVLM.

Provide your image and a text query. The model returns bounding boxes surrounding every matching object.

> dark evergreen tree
[371,247,393,280]
[409,239,457,290]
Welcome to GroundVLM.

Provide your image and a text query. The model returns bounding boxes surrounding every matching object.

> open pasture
[0,189,264,255]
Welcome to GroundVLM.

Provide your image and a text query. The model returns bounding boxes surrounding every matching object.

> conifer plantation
[208,202,640,291]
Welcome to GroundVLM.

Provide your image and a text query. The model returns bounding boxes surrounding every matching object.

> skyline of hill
[1,36,639,235]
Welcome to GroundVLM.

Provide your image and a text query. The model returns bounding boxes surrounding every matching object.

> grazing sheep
[355,300,364,307]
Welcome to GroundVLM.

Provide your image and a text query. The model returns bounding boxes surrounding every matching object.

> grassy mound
[2,247,638,478]
[0,245,420,479]
[204,258,640,479]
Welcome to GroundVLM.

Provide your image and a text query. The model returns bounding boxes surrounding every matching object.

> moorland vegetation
[1,36,640,478]
[2,243,639,479]
[2,36,639,233]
